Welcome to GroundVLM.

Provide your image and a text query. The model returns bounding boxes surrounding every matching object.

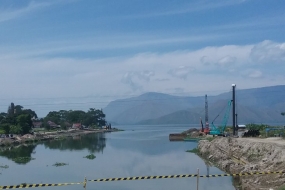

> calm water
[0,125,235,190]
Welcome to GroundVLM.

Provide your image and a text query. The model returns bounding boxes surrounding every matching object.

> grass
[278,185,285,190]
[53,162,68,167]
[186,148,199,154]
[205,136,215,142]
[84,154,96,160]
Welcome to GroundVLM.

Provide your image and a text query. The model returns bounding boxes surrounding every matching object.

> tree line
[0,102,106,135]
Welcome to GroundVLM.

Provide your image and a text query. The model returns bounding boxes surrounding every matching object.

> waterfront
[0,125,235,190]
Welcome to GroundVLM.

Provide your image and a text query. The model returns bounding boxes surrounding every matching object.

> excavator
[200,117,210,135]
[209,100,232,136]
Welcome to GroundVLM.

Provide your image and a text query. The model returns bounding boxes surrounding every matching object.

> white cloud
[217,56,236,67]
[1,40,285,116]
[168,66,195,80]
[250,40,285,64]
[241,69,263,78]
[121,71,155,91]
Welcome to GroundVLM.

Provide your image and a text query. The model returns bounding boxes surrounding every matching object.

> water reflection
[43,133,106,153]
[0,144,37,164]
[0,133,106,165]
[0,126,236,190]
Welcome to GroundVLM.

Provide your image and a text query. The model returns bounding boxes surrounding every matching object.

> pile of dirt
[198,137,285,190]
[181,128,199,134]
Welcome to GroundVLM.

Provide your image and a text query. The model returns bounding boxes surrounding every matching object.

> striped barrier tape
[0,182,82,189]
[88,171,285,182]
[1,171,284,189]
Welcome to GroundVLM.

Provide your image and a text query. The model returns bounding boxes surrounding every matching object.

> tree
[0,112,7,123]
[16,114,32,134]
[9,125,22,134]
[66,110,86,123]
[0,123,10,134]
[22,109,38,119]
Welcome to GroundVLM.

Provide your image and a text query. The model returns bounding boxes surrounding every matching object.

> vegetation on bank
[0,102,107,135]
[245,124,285,138]
[186,148,199,154]
[53,162,68,167]
[84,154,96,160]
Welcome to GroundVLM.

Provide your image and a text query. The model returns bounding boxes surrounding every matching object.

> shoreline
[196,137,285,190]
[0,128,123,147]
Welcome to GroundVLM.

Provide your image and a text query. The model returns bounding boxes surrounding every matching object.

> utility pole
[232,84,236,136]
[236,113,238,135]
[205,95,209,130]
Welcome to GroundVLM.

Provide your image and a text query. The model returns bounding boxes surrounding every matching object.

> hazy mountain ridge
[104,85,285,125]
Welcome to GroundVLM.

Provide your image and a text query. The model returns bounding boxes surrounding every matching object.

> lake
[0,125,235,190]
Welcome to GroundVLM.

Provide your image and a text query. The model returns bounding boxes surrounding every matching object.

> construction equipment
[200,117,204,132]
[200,117,210,134]
[210,100,232,136]
[204,95,210,134]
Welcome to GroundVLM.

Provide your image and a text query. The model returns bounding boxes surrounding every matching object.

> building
[72,123,82,129]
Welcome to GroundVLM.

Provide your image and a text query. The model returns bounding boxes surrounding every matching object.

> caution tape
[88,171,285,182]
[1,171,284,189]
[0,182,82,189]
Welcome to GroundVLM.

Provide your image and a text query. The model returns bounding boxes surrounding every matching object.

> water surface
[0,125,235,190]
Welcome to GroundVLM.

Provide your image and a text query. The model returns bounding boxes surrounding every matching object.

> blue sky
[0,0,285,116]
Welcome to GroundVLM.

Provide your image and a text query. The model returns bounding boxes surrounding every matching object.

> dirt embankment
[198,137,285,190]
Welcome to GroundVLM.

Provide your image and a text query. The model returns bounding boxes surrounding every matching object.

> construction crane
[199,95,210,134]
[210,100,232,136]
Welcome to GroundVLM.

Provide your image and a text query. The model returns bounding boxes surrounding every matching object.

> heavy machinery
[210,100,232,136]
[200,117,210,134]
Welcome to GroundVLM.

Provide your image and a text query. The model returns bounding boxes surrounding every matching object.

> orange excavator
[200,117,210,135]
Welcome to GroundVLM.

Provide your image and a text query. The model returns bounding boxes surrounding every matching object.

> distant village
[0,102,109,135]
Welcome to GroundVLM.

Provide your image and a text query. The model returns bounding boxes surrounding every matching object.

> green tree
[0,123,10,134]
[22,109,38,119]
[16,114,32,134]
[9,125,22,134]
[67,110,86,123]
[84,108,106,127]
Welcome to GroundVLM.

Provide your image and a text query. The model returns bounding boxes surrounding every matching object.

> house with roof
[72,123,82,129]
[48,121,60,129]
[33,121,43,128]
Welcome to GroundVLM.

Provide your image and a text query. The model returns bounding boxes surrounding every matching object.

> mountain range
[103,85,285,125]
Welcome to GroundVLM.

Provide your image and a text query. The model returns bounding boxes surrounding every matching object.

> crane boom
[210,100,232,136]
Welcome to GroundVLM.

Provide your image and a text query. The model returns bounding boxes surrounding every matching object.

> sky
[0,0,285,117]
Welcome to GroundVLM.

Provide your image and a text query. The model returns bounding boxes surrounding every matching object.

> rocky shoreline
[197,137,285,190]
[0,128,122,147]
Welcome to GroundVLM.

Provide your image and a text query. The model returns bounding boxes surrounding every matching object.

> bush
[84,154,96,160]
[186,148,199,154]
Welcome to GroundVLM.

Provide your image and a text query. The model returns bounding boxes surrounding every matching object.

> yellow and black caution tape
[0,182,82,189]
[1,171,284,189]
[88,171,285,182]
